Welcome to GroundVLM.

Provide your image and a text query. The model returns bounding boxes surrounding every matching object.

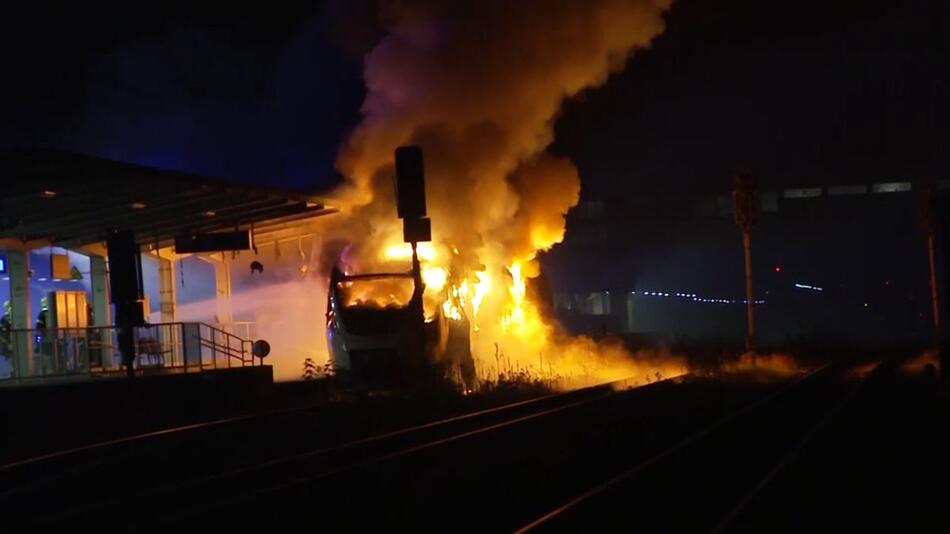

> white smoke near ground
[167,240,330,383]
[229,239,330,382]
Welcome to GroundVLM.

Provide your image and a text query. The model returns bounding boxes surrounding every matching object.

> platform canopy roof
[0,149,336,249]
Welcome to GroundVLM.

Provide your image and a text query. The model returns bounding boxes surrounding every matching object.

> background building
[543,175,945,350]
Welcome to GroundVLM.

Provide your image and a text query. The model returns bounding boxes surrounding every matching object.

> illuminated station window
[871,182,911,193]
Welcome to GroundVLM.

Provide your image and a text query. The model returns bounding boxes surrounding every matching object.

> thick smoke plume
[307,0,679,386]
[332,0,673,267]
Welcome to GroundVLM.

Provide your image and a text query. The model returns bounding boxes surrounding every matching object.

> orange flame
[383,242,436,262]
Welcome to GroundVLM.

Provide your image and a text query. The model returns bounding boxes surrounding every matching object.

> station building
[543,176,950,350]
[0,149,335,384]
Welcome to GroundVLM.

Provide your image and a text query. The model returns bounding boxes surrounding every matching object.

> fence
[0,322,256,384]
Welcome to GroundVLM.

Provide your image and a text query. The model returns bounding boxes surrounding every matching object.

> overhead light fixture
[204,210,216,217]
[41,190,57,198]
[130,201,147,209]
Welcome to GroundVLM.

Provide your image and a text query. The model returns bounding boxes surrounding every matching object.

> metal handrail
[196,322,253,367]
[228,321,257,343]
[1,321,258,383]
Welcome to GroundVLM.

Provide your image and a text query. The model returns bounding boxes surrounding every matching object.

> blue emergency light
[0,254,6,274]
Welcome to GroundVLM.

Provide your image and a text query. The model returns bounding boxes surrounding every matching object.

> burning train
[319,0,680,389]
[326,262,476,390]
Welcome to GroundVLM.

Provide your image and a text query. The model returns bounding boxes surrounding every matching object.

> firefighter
[1,300,11,364]
[35,296,53,372]
[35,296,48,329]
[85,302,102,368]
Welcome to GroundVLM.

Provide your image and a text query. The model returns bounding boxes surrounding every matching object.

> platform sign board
[51,253,71,280]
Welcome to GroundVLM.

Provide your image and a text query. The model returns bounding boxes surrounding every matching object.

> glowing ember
[442,299,462,321]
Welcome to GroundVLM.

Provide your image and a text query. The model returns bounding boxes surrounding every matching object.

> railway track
[0,374,679,527]
[158,371,779,530]
[3,360,885,532]
[517,360,879,533]
[0,397,342,501]
[0,401,325,473]
[0,380,582,502]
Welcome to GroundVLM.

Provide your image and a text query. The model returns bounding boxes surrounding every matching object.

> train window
[337,277,414,308]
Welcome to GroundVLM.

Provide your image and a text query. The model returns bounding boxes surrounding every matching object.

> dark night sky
[2,0,948,196]
[553,0,950,197]
[0,1,372,189]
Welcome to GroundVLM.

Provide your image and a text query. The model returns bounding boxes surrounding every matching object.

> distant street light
[733,171,758,358]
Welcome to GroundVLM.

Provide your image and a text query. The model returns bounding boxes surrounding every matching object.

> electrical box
[107,230,144,304]
[402,217,432,243]
[107,230,146,328]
